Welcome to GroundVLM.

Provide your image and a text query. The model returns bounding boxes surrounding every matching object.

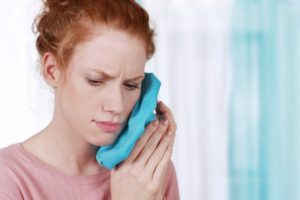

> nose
[102,85,124,114]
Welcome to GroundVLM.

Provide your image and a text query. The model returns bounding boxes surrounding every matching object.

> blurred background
[1,0,300,199]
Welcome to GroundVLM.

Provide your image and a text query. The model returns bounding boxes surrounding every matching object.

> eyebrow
[86,68,145,81]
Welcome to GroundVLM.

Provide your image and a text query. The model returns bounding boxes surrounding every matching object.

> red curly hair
[33,0,155,71]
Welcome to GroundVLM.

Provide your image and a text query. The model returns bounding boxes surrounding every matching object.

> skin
[22,27,177,199]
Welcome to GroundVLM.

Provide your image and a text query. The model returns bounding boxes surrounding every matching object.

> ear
[42,52,64,89]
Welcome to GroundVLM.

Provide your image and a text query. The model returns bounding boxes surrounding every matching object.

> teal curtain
[229,1,300,200]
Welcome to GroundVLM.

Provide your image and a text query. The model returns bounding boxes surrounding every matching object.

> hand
[110,101,177,200]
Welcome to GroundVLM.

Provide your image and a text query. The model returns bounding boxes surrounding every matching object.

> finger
[152,137,174,184]
[144,130,174,176]
[156,102,176,152]
[157,102,176,128]
[156,100,164,121]
[125,119,159,163]
[156,101,177,135]
[153,151,172,186]
[135,119,169,166]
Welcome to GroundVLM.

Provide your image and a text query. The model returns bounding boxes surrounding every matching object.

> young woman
[0,0,179,199]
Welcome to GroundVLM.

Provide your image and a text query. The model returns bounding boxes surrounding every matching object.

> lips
[93,120,122,133]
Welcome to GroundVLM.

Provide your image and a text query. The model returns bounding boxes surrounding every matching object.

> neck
[23,114,105,176]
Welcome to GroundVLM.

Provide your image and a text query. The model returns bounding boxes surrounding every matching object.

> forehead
[66,28,147,77]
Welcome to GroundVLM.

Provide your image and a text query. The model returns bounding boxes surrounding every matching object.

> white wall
[0,1,232,199]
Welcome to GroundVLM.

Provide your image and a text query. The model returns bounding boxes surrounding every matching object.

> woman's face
[55,28,147,146]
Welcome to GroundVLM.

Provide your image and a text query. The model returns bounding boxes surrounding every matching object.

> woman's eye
[86,78,140,90]
[125,83,140,91]
[86,79,104,86]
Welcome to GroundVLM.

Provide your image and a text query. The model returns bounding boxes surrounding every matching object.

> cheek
[60,82,92,121]
[124,91,141,116]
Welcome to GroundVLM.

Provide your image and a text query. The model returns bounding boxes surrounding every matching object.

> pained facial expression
[55,28,147,146]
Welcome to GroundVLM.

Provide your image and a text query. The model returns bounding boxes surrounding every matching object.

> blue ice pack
[96,73,161,169]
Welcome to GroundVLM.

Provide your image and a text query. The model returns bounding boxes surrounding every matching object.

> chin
[90,135,118,147]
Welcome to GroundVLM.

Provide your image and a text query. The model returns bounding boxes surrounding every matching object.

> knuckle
[135,141,143,150]
[158,126,166,136]
[150,123,158,130]
[147,124,155,132]
[146,128,154,136]
[136,137,146,147]
[148,124,158,134]
[147,121,156,129]
[153,151,163,161]
[152,119,159,127]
